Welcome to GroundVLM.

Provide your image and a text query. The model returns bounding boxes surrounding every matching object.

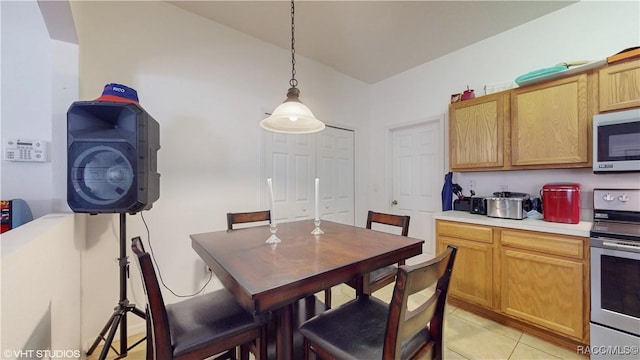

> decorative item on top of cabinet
[449,92,510,171]
[510,74,590,167]
[599,59,640,112]
[461,86,475,101]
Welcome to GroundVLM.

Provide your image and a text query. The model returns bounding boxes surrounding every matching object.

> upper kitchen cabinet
[510,74,590,168]
[449,92,509,171]
[599,60,640,112]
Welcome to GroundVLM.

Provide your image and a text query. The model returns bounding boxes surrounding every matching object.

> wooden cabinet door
[511,74,589,167]
[437,236,494,308]
[500,248,584,340]
[449,92,508,171]
[599,60,640,112]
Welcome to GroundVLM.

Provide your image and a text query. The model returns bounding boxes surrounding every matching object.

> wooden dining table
[190,219,423,360]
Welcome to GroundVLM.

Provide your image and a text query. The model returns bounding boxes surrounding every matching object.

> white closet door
[263,126,355,225]
[264,132,316,222]
[317,127,355,225]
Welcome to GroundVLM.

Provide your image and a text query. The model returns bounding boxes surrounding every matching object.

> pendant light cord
[290,0,298,88]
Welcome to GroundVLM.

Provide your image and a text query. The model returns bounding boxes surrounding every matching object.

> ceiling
[167,1,576,84]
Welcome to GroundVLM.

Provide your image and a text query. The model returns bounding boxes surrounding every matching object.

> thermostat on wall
[4,138,48,162]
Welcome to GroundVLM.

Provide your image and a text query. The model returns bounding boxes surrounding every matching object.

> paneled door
[317,127,355,225]
[263,132,316,222]
[391,119,444,260]
[263,126,355,225]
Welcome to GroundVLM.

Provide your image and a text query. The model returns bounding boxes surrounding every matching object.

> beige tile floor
[88,284,587,360]
[86,332,146,360]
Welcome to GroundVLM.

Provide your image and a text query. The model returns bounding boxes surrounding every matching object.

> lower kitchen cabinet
[436,221,495,309]
[501,248,585,339]
[500,229,588,341]
[435,219,590,349]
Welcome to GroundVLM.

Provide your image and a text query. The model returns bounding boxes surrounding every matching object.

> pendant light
[260,0,325,134]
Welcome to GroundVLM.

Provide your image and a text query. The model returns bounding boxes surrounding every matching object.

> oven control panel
[594,189,640,213]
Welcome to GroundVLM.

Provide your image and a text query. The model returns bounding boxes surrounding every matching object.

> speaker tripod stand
[87,213,146,360]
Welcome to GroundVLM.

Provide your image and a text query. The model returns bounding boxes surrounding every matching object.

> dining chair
[322,211,410,304]
[299,245,458,360]
[351,211,411,295]
[131,237,267,360]
[227,210,271,230]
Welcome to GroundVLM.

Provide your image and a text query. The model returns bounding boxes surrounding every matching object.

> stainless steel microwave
[593,108,640,173]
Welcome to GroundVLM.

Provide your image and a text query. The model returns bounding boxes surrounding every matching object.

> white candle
[315,178,319,220]
[267,178,275,221]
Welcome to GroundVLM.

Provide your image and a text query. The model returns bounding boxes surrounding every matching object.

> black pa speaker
[67,101,160,213]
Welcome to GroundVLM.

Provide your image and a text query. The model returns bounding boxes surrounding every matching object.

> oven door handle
[602,241,640,251]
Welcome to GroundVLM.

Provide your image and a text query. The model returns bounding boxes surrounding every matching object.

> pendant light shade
[261,88,325,134]
[261,0,325,134]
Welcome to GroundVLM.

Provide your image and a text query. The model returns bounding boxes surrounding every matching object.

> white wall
[51,40,78,213]
[1,0,53,218]
[0,0,78,218]
[1,214,84,359]
[370,1,640,231]
[70,0,371,343]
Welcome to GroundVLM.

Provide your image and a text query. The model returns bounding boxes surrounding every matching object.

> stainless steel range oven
[590,188,640,359]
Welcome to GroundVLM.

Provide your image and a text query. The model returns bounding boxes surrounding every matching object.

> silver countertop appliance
[486,192,530,220]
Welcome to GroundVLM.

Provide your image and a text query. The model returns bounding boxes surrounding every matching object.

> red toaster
[542,183,581,224]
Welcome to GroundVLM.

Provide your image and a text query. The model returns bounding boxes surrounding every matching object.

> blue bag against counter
[441,172,453,211]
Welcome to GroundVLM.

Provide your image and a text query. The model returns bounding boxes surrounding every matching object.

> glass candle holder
[266,223,281,244]
[311,218,324,235]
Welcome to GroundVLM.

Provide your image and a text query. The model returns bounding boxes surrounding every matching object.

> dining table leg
[275,303,294,360]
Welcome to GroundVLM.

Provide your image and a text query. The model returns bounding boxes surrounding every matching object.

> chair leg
[304,338,310,360]
[239,344,250,360]
[145,310,153,360]
[324,288,332,308]
[252,324,267,360]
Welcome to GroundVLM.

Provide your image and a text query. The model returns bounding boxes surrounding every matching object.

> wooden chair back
[227,210,271,230]
[384,245,457,360]
[131,237,173,359]
[366,211,410,237]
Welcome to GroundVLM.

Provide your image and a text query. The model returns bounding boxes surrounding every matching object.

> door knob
[391,200,398,205]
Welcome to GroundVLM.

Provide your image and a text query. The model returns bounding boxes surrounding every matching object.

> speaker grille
[71,145,134,206]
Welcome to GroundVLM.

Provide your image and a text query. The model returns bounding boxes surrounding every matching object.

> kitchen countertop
[434,210,592,237]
